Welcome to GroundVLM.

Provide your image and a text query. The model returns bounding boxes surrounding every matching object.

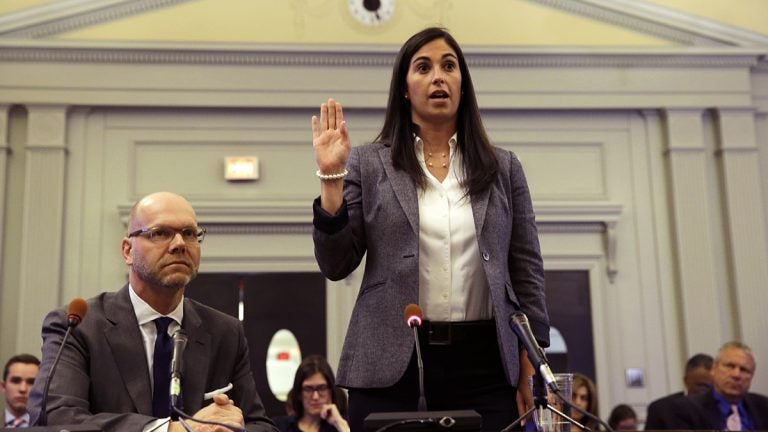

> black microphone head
[67,298,88,327]
[510,310,527,321]
[404,303,423,328]
[510,311,530,328]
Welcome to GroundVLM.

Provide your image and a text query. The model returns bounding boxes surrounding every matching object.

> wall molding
[0,40,762,68]
[0,0,194,39]
[532,0,768,46]
[2,0,768,48]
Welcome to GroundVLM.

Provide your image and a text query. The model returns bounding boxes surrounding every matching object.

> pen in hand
[203,382,233,400]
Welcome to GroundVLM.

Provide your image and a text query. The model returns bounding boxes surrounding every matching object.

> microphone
[67,298,87,327]
[170,329,188,417]
[509,311,559,393]
[403,304,427,411]
[404,303,423,328]
[38,298,88,426]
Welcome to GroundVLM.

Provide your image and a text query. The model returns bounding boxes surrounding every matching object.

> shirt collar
[712,390,748,423]
[4,409,29,427]
[128,284,184,326]
[414,133,458,157]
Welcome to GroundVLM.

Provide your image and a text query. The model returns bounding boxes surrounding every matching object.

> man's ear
[121,238,133,265]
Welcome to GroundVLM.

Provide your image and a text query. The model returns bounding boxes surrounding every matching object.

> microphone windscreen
[67,297,88,326]
[404,303,423,327]
[173,329,188,344]
[510,311,528,326]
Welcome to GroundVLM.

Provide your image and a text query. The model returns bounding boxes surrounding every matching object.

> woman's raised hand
[312,98,350,175]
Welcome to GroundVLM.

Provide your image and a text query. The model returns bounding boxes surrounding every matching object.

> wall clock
[347,0,395,27]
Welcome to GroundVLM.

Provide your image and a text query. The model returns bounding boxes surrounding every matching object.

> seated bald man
[29,192,278,432]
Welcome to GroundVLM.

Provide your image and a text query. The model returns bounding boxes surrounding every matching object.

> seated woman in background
[273,355,350,432]
[572,373,600,430]
[607,404,638,430]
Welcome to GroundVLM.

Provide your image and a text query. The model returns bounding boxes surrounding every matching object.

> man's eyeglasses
[127,226,206,244]
[301,384,329,397]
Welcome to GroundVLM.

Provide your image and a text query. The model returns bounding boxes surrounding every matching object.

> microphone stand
[501,373,591,432]
[552,391,615,432]
[411,324,427,412]
[38,325,75,426]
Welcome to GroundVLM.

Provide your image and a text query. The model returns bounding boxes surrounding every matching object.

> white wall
[1,42,767,420]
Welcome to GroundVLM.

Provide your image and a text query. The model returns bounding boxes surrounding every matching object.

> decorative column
[17,105,69,355]
[662,109,724,353]
[0,104,12,359]
[0,105,9,276]
[714,108,768,391]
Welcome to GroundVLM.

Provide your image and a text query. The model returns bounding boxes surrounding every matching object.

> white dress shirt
[128,285,184,432]
[4,409,30,428]
[415,134,492,321]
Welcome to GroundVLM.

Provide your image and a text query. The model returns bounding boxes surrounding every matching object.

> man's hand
[170,394,245,432]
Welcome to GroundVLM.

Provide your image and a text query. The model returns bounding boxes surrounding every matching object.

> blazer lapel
[471,186,490,239]
[104,286,153,415]
[379,146,419,236]
[180,300,211,413]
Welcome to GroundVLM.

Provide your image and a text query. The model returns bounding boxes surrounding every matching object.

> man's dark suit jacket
[28,285,277,432]
[644,389,768,430]
[645,391,684,430]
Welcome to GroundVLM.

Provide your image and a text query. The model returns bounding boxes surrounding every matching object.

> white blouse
[415,134,492,321]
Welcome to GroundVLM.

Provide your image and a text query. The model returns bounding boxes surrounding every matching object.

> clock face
[347,0,395,27]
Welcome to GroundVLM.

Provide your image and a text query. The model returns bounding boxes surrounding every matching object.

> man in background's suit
[644,353,712,429]
[646,341,768,430]
[28,191,277,432]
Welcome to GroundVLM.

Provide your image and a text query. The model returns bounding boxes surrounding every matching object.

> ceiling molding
[0,0,195,39]
[530,0,768,46]
[0,40,762,68]
[0,0,766,48]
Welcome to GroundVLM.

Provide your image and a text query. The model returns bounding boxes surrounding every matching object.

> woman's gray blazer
[313,141,549,389]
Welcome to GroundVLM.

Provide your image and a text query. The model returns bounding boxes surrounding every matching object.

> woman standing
[311,27,549,431]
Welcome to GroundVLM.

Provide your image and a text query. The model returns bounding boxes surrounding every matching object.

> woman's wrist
[335,419,350,432]
[316,168,348,180]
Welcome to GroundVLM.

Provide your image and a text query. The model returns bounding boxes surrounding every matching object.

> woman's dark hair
[608,404,637,430]
[572,372,600,428]
[286,355,347,419]
[376,27,498,196]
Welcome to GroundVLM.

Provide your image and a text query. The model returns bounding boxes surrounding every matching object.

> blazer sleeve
[505,150,549,346]
[313,145,368,281]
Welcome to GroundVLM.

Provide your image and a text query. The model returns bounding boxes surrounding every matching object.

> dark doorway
[543,270,596,383]
[185,272,327,416]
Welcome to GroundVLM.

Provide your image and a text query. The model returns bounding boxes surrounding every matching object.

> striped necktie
[726,404,741,431]
[6,417,26,427]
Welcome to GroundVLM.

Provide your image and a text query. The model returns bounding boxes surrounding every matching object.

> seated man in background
[645,353,712,429]
[28,191,278,432]
[2,354,40,428]
[647,341,768,430]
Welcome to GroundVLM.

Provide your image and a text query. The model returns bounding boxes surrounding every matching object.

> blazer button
[482,252,490,261]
